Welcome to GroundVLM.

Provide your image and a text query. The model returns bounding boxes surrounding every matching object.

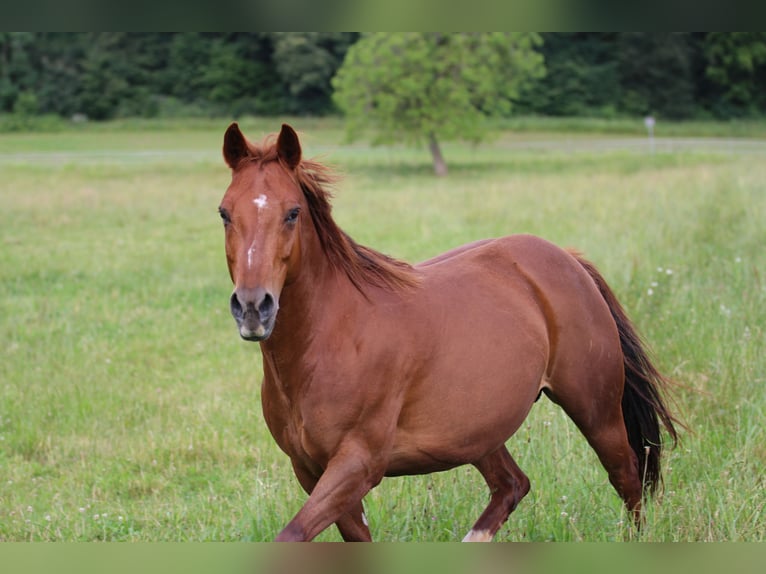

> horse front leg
[276,442,382,542]
[335,500,372,542]
[288,457,372,541]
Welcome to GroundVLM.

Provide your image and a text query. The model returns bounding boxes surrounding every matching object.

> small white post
[644,115,656,154]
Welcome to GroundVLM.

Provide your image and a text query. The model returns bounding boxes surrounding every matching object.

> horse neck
[260,225,360,357]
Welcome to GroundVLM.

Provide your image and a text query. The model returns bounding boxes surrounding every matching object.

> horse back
[386,234,622,473]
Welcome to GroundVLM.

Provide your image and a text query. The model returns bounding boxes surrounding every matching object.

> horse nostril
[231,288,276,325]
[230,292,244,319]
[258,292,275,321]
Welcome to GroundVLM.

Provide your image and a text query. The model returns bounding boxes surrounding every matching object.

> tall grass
[0,122,764,541]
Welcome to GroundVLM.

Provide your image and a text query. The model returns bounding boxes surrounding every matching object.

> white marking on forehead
[247,240,256,269]
[253,194,268,210]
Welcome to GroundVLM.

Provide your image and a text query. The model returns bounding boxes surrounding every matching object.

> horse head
[219,123,305,341]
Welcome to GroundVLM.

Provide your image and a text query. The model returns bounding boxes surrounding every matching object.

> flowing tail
[574,254,680,495]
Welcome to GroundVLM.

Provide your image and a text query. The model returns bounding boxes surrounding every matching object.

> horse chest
[261,354,397,469]
[259,361,306,456]
[259,364,333,465]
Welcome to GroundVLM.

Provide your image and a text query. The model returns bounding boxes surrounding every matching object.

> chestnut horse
[218,123,679,542]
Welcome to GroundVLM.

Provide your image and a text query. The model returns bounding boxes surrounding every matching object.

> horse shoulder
[296,307,427,463]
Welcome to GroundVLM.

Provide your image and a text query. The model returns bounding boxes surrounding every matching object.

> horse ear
[223,122,250,169]
[277,123,301,169]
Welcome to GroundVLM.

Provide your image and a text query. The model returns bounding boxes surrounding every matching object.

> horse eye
[218,207,231,225]
[285,207,300,225]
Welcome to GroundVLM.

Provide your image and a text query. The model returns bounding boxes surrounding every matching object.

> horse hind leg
[545,382,644,523]
[583,414,644,523]
[462,446,530,542]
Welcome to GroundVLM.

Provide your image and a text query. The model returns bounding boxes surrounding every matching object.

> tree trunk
[428,132,448,176]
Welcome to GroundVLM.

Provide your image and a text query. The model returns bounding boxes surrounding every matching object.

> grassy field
[0,119,764,542]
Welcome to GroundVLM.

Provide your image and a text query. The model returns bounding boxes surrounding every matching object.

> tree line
[2,32,765,122]
[0,33,359,120]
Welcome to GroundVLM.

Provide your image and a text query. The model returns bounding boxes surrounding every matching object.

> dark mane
[296,158,421,294]
[243,135,421,294]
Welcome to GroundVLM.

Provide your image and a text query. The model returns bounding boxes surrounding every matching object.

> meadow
[0,118,764,542]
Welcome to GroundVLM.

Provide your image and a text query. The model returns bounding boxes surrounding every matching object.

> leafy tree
[271,32,358,114]
[72,33,171,119]
[332,33,544,176]
[704,32,766,116]
[202,39,261,107]
[210,33,286,115]
[166,32,211,101]
[616,33,697,119]
[515,33,621,117]
[76,34,133,120]
[0,32,37,112]
[33,33,89,117]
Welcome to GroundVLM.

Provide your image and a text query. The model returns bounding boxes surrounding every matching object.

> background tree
[0,33,37,113]
[200,37,264,113]
[271,32,358,114]
[703,32,766,116]
[77,34,134,120]
[34,33,90,118]
[514,33,621,117]
[2,33,766,126]
[332,33,545,176]
[615,33,697,119]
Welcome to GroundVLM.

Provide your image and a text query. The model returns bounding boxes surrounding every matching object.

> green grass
[1,119,764,541]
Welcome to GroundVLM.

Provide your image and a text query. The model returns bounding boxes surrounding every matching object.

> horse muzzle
[230,287,278,341]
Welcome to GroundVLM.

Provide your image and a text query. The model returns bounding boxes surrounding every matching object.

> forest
[1,32,765,123]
